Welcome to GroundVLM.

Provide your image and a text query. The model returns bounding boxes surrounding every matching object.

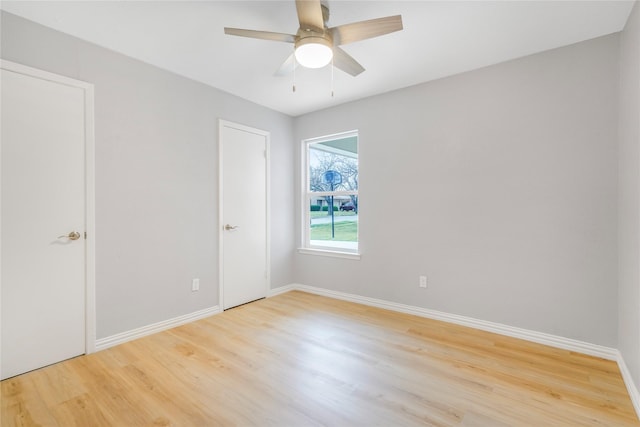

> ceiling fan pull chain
[331,55,334,98]
[293,49,297,93]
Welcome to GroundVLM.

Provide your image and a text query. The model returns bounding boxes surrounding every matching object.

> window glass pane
[309,137,358,193]
[309,196,358,252]
[305,132,358,254]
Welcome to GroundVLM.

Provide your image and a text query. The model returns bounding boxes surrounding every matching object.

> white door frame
[218,119,270,309]
[1,60,97,354]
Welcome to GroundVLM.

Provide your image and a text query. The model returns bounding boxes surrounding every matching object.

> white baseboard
[281,284,618,360]
[267,284,296,297]
[93,284,296,352]
[617,351,640,419]
[95,305,220,351]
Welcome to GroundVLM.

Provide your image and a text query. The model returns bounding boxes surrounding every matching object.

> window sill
[297,247,361,260]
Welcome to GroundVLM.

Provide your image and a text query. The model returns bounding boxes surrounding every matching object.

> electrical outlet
[419,276,427,288]
[192,278,200,292]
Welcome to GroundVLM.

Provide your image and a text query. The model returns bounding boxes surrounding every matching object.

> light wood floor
[2,291,638,426]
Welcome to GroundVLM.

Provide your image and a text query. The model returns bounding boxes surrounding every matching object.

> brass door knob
[58,231,81,240]
[224,224,239,231]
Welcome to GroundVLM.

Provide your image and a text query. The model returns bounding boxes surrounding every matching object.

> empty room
[1,0,640,425]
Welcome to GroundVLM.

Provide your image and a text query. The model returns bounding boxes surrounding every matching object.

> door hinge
[84,231,87,239]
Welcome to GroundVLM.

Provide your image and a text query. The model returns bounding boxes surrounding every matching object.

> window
[302,131,359,257]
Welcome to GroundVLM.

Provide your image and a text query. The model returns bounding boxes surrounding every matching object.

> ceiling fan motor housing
[295,29,333,49]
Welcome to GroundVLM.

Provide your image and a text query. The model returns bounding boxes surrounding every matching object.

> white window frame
[299,130,360,260]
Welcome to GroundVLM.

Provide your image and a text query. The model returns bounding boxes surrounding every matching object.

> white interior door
[1,63,92,379]
[219,120,269,310]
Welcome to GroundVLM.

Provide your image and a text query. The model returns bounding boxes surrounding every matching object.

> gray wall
[1,10,631,355]
[619,0,640,391]
[0,12,295,339]
[294,35,620,347]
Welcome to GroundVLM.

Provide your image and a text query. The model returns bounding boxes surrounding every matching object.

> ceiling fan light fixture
[295,36,333,68]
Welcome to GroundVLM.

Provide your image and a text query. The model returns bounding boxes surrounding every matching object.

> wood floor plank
[2,290,638,426]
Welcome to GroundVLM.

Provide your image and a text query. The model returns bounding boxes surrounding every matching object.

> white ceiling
[1,1,634,117]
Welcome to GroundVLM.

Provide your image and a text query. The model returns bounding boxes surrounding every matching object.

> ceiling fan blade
[332,47,365,77]
[275,53,296,76]
[295,0,325,32]
[224,28,295,43]
[330,15,403,46]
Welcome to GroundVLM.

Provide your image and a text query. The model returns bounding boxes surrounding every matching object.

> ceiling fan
[224,0,403,77]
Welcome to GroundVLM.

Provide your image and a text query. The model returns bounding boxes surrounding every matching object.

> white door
[1,62,93,379]
[219,120,269,309]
